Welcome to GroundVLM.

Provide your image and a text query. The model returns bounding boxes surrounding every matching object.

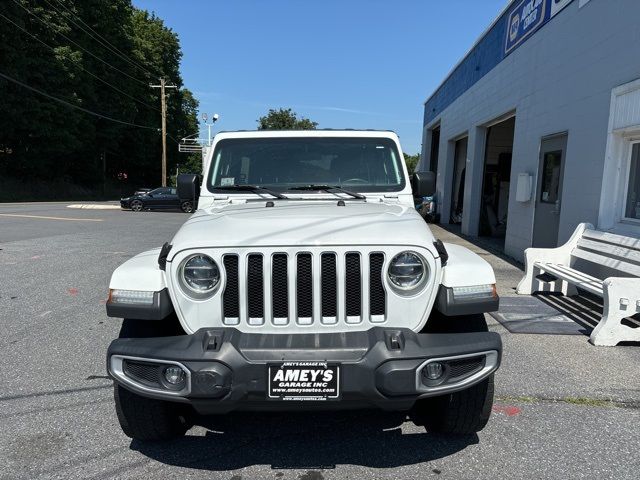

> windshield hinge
[434,240,449,266]
[158,242,172,271]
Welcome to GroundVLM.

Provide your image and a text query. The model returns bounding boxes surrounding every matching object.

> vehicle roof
[213,129,400,141]
[217,128,396,134]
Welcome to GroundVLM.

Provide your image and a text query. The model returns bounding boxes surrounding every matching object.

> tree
[257,108,318,130]
[403,153,420,174]
[0,1,199,199]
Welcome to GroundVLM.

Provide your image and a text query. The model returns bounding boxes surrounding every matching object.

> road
[1,202,639,479]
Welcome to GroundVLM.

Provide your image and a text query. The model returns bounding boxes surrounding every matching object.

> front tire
[411,375,495,435]
[413,312,495,434]
[180,200,194,213]
[130,200,143,212]
[114,384,191,442]
[113,317,192,441]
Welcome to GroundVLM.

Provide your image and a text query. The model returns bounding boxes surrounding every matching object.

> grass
[497,395,624,408]
[562,397,615,408]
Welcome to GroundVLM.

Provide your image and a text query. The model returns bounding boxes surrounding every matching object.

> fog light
[424,362,444,380]
[163,366,186,386]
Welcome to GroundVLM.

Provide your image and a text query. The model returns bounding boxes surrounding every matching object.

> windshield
[207,137,405,193]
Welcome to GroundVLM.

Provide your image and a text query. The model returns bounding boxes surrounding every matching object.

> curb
[67,204,121,210]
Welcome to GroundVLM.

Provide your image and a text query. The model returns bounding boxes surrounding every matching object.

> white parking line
[67,204,120,210]
[0,213,103,222]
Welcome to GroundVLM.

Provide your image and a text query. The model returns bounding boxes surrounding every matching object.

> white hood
[168,200,436,258]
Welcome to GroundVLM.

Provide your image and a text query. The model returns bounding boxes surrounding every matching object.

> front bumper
[107,327,501,414]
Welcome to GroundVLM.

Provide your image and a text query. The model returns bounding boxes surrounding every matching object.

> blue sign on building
[424,0,576,125]
[504,0,550,55]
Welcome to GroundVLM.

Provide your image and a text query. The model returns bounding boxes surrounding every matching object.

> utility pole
[150,78,177,187]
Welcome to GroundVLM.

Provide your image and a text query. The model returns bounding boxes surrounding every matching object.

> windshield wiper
[215,184,288,199]
[289,184,366,199]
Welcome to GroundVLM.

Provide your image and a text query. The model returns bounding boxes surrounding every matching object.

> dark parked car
[120,187,194,213]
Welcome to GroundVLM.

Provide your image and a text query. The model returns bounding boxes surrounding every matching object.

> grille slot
[223,255,239,322]
[247,254,264,322]
[272,254,288,321]
[123,360,161,388]
[448,357,486,379]
[321,253,338,320]
[296,253,313,321]
[369,253,385,317]
[345,253,362,319]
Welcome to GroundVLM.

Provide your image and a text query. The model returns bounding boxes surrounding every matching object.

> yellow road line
[0,201,75,206]
[0,213,103,222]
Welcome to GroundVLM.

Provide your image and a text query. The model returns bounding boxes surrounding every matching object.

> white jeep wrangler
[106,130,501,441]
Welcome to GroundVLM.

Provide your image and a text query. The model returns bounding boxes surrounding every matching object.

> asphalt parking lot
[1,202,639,479]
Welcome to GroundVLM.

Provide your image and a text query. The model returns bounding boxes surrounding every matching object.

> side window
[625,143,640,220]
[169,188,177,195]
[540,151,562,204]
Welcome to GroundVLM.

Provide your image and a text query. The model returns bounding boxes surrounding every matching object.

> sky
[132,0,508,155]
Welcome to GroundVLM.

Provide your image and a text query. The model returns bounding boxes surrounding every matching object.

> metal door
[532,134,568,248]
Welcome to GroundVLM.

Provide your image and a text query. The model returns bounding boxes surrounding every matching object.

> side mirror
[411,171,436,197]
[177,174,201,203]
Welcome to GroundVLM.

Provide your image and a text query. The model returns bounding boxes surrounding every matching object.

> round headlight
[179,254,220,298]
[388,251,427,293]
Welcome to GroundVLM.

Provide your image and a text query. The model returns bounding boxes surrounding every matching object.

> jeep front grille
[321,253,337,321]
[222,255,240,322]
[345,253,362,320]
[296,253,313,323]
[369,253,386,317]
[247,254,264,324]
[222,251,387,326]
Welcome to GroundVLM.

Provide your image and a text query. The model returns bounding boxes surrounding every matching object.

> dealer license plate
[268,361,340,401]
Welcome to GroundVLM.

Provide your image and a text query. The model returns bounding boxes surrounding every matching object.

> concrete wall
[421,0,640,260]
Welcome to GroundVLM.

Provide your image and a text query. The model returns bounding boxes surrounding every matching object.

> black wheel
[412,375,495,435]
[180,200,194,213]
[413,312,494,434]
[114,317,192,441]
[130,199,143,212]
[114,384,192,441]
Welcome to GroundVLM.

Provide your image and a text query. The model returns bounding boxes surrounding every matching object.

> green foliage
[179,153,203,175]
[0,0,199,198]
[403,153,420,174]
[257,108,318,130]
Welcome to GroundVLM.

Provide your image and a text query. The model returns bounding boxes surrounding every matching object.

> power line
[44,0,161,80]
[0,70,158,130]
[0,11,160,113]
[10,0,149,86]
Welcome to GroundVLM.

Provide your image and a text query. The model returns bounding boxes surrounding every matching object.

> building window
[540,151,562,204]
[624,143,640,221]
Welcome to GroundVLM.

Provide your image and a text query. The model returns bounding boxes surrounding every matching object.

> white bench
[517,223,640,346]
